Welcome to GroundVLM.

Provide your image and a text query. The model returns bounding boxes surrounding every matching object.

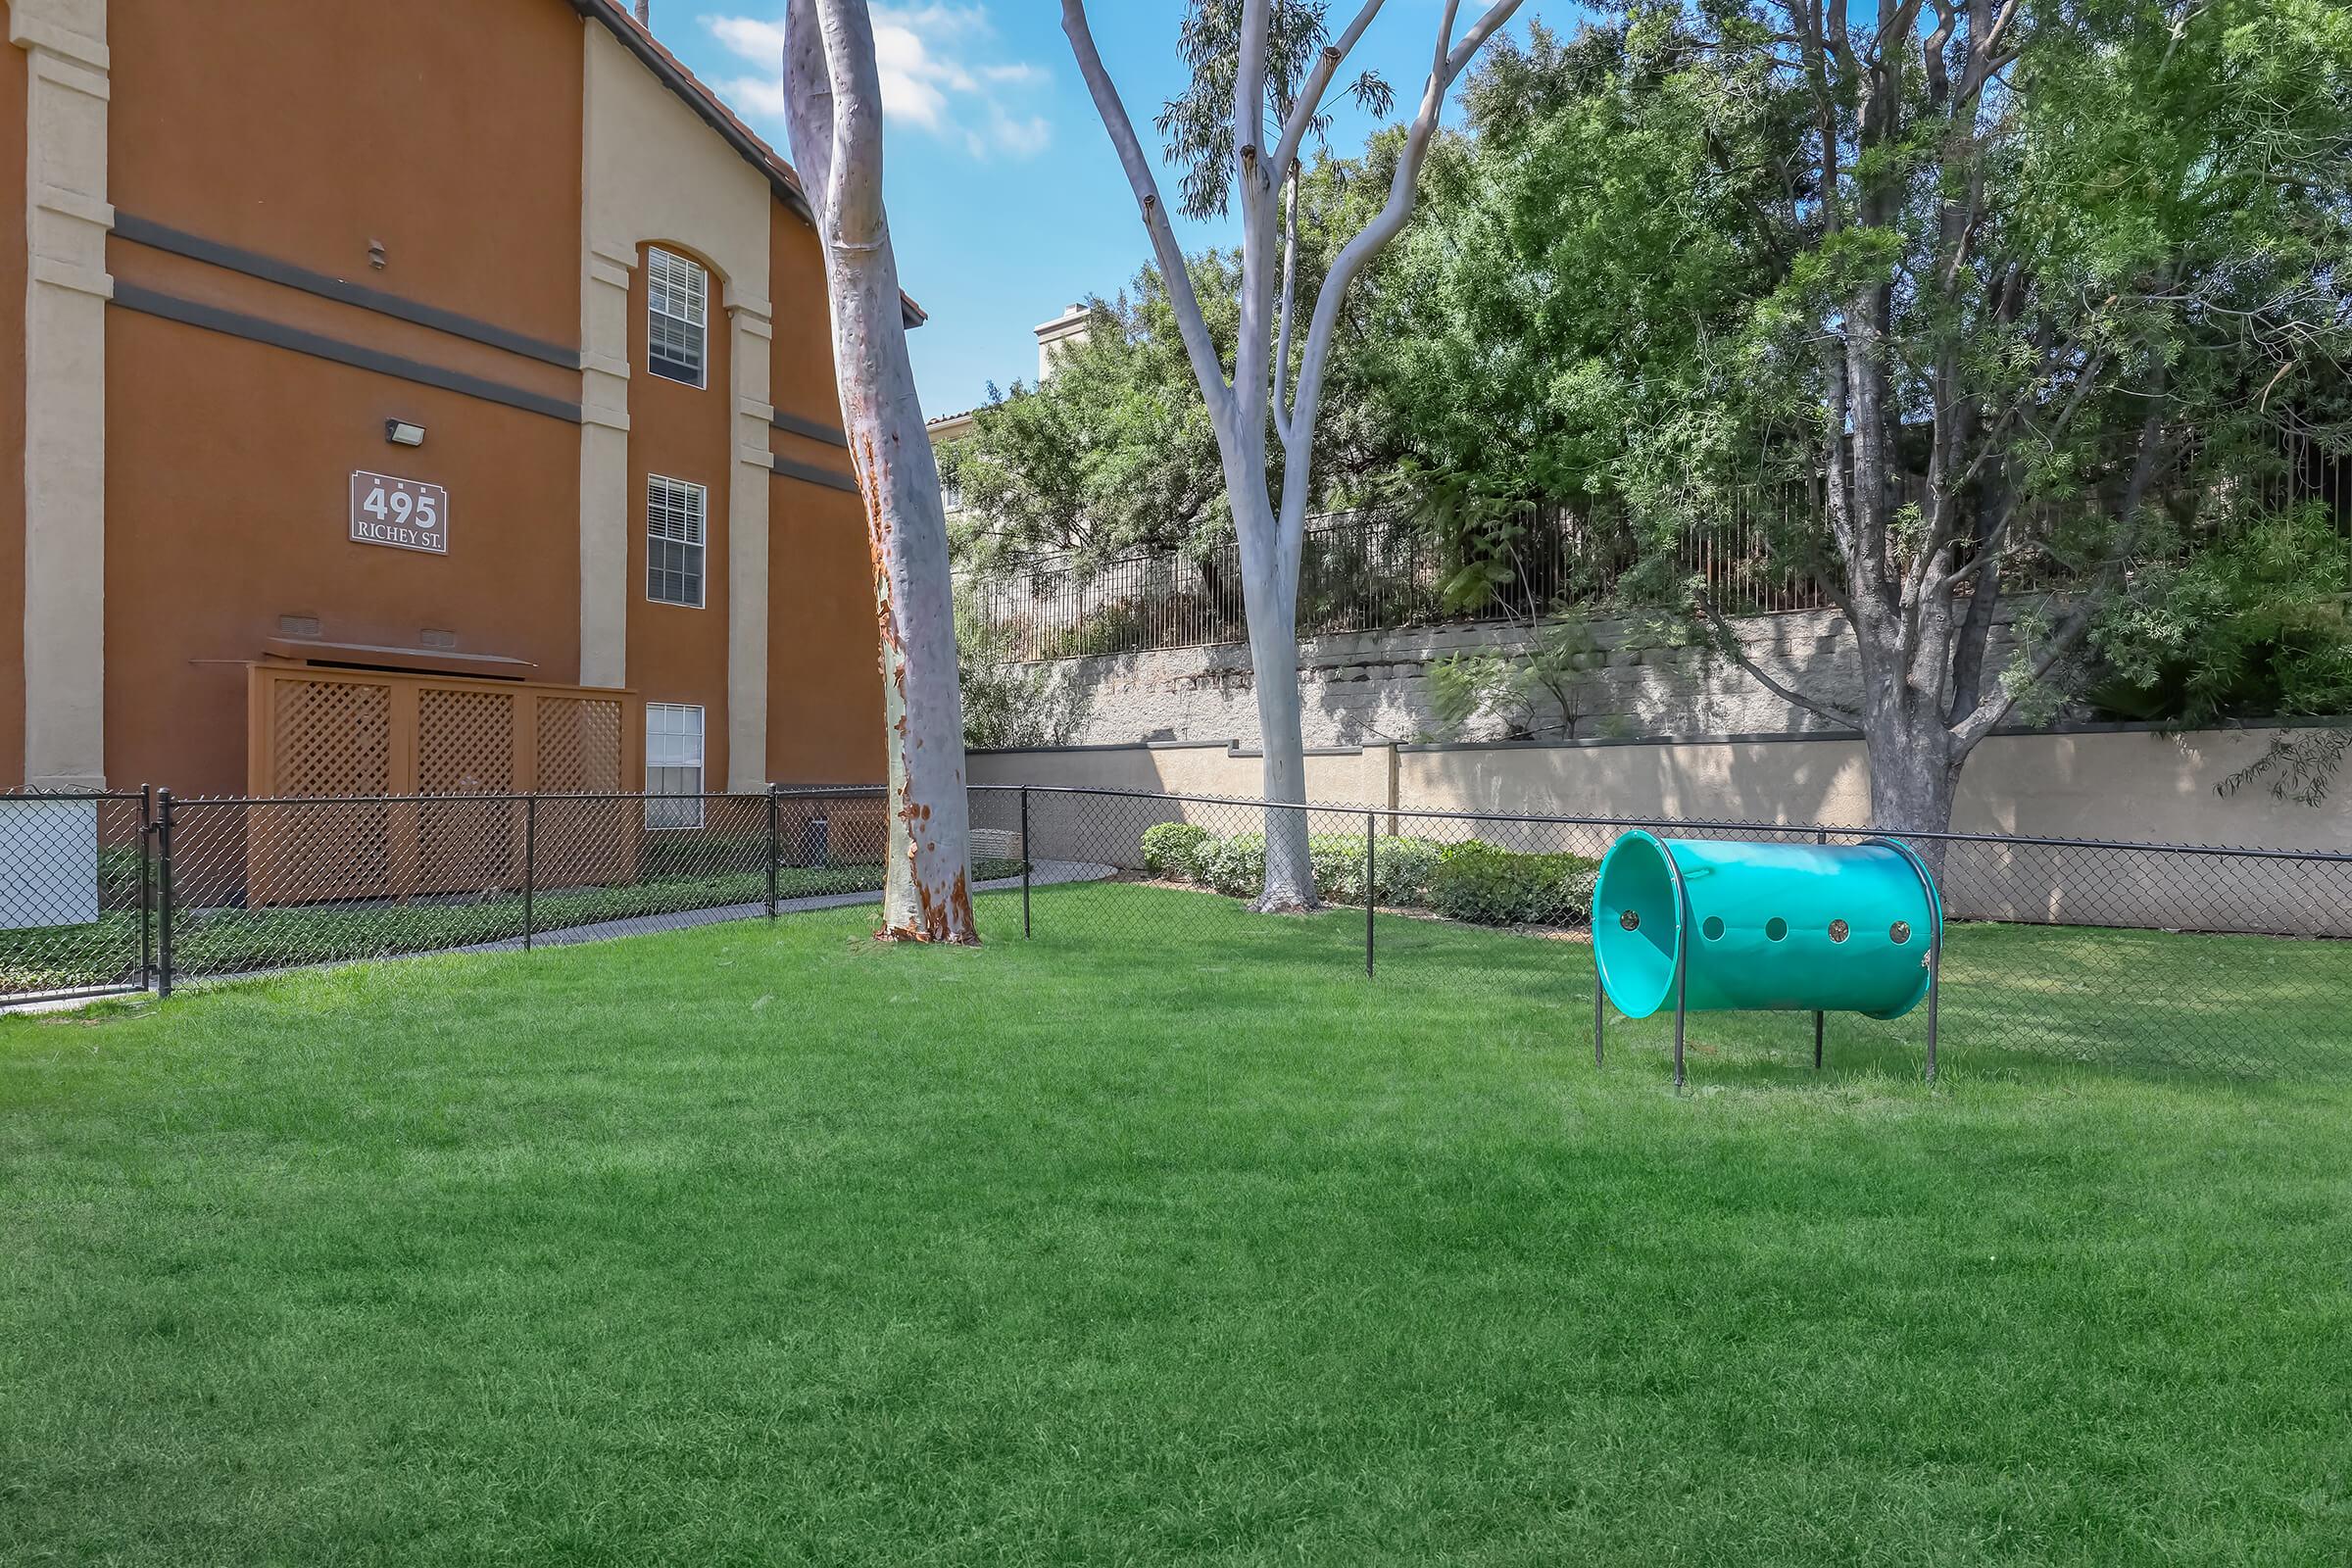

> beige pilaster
[577,240,633,689]
[11,0,110,789]
[726,295,773,791]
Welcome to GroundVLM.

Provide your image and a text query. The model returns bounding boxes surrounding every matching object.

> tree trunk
[1235,491,1315,911]
[785,0,977,943]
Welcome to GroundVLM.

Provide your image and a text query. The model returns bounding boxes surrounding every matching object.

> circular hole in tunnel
[1829,919,1850,943]
[1765,917,1788,942]
[1701,915,1726,941]
[1890,920,1911,945]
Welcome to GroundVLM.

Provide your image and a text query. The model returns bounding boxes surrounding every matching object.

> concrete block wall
[1022,606,2031,750]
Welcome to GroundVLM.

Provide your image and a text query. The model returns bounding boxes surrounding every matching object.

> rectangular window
[646,703,706,830]
[646,474,707,608]
[646,246,708,387]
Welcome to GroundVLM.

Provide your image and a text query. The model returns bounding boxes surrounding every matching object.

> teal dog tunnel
[1591,831,1945,1085]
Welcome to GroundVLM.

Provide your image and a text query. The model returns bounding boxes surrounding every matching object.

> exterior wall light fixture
[385,420,426,448]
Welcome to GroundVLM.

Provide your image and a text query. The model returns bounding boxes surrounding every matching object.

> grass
[3,883,2349,1565]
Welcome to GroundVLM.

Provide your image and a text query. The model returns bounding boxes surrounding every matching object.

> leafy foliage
[1141,822,1215,879]
[1158,829,1594,925]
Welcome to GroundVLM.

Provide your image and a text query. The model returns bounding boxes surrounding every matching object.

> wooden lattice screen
[246,664,642,906]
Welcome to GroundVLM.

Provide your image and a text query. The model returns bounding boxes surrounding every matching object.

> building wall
[764,203,883,786]
[0,0,887,796]
[580,18,778,791]
[624,238,734,790]
[0,4,25,784]
[96,0,589,795]
[107,0,582,353]
[103,316,583,794]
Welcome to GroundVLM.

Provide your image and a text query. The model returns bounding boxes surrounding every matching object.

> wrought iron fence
[958,427,2352,662]
[979,783,2352,1081]
[958,503,1839,662]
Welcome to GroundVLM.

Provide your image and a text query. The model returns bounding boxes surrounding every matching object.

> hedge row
[1140,822,1599,927]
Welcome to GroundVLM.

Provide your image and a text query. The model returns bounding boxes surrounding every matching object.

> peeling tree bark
[785,0,976,943]
[1062,0,1524,911]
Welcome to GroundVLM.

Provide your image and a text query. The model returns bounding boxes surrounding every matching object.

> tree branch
[1271,0,1388,182]
[810,0,887,245]
[1060,1,1238,429]
[781,0,834,227]
[1282,0,1521,578]
[1699,589,1863,729]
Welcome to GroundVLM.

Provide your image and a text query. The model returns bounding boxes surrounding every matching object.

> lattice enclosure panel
[417,688,517,895]
[273,679,391,796]
[536,698,625,794]
[259,679,391,903]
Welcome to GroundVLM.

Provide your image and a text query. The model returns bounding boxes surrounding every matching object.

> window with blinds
[645,703,706,830]
[646,474,707,608]
[647,246,708,387]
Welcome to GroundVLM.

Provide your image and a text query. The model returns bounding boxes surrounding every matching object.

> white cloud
[702,5,1051,158]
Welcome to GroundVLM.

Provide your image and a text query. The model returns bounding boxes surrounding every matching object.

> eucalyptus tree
[783,0,976,942]
[1060,0,1526,909]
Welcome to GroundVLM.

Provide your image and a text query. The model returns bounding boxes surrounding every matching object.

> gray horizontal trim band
[770,409,849,447]
[111,283,583,425]
[770,453,859,493]
[114,214,581,369]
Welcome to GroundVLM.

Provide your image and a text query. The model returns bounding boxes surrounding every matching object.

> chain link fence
[0,786,1037,1001]
[0,790,155,1003]
[4,782,2346,1080]
[981,784,2352,1080]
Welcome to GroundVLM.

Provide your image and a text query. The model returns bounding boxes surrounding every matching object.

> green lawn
[4,884,2349,1565]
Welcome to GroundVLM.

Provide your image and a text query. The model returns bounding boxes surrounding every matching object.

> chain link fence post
[137,784,154,992]
[154,788,175,1000]
[1020,786,1032,939]
[766,784,781,921]
[1365,808,1376,978]
[522,794,537,953]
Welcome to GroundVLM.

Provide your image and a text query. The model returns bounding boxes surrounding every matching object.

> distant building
[925,303,1094,523]
[1033,304,1092,380]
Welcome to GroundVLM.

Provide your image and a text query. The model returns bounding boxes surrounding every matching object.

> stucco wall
[0,3,25,784]
[971,726,2352,936]
[968,725,2352,853]
[1009,606,2034,750]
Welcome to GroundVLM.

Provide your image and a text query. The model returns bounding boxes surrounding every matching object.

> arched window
[647,246,708,388]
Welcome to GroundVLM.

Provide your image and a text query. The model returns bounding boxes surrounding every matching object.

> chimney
[1033,304,1092,382]
[634,0,651,24]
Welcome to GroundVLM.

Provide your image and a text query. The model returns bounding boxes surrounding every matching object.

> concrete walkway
[444,858,1115,955]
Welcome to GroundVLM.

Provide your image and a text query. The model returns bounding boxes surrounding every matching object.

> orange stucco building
[0,0,889,801]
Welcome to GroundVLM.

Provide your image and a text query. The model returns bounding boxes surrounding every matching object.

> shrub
[1424,840,1600,926]
[1140,821,1213,880]
[1372,836,1445,905]
[1202,832,1266,898]
[1304,833,1446,905]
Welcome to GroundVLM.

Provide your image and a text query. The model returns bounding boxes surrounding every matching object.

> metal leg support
[1813,1010,1824,1070]
[1926,930,1942,1083]
[1593,969,1605,1066]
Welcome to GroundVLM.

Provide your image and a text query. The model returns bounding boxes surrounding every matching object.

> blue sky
[659,3,1571,420]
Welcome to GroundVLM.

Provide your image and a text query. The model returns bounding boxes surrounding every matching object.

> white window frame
[646,474,708,609]
[645,703,707,831]
[646,246,709,389]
